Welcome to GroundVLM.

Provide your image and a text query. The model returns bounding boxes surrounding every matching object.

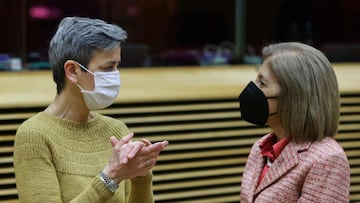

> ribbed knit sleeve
[13,112,149,203]
[14,114,63,202]
[128,173,154,202]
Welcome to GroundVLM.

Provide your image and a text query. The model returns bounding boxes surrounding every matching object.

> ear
[64,60,79,84]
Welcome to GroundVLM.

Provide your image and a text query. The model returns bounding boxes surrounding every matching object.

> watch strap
[99,171,119,192]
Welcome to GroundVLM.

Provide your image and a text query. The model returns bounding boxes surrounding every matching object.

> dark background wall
[1,0,360,66]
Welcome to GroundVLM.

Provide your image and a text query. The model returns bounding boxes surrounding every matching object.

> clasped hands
[103,133,169,183]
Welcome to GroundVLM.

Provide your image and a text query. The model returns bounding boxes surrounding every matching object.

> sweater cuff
[130,173,153,185]
[92,175,115,198]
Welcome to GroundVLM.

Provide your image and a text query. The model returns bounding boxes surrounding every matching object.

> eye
[259,80,266,87]
[104,65,117,71]
[255,75,266,87]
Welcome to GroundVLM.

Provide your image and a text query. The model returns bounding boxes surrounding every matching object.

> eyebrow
[101,61,118,67]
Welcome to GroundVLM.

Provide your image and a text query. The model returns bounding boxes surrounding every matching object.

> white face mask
[76,62,120,110]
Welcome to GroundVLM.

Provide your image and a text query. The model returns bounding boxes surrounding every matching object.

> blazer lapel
[255,143,299,194]
[246,143,267,201]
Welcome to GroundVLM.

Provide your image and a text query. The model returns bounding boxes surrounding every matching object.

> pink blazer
[240,135,350,203]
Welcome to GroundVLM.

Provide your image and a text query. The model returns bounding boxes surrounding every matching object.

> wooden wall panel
[0,64,359,202]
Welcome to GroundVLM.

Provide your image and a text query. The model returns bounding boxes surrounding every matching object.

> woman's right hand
[102,133,169,183]
[102,133,147,183]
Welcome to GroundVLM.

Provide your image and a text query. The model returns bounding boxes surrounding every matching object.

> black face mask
[238,81,278,126]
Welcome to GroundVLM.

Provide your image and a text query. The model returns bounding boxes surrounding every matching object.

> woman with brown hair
[239,42,350,202]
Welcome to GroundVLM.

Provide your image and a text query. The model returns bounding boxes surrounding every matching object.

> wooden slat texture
[0,64,360,202]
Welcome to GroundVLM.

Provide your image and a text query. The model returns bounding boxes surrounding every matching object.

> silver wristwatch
[99,171,119,192]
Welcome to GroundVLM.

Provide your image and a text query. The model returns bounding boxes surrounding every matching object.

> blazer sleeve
[298,151,350,203]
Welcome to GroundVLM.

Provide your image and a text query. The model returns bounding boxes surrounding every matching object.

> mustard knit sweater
[14,111,153,203]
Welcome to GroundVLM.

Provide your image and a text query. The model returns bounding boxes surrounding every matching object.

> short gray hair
[48,16,127,94]
[262,42,340,143]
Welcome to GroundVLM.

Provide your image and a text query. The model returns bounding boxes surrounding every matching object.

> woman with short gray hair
[14,16,168,203]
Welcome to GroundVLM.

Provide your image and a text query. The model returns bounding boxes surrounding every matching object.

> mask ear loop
[268,112,277,117]
[267,96,278,116]
[75,61,95,75]
[74,61,95,92]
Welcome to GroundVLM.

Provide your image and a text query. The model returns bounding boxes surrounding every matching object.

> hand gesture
[102,133,168,183]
